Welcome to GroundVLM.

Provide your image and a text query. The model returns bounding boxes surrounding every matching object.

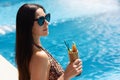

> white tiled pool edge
[0,55,18,80]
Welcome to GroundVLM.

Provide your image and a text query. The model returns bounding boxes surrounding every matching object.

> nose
[44,20,49,25]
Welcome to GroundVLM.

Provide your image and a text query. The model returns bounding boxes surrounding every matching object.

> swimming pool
[0,0,120,80]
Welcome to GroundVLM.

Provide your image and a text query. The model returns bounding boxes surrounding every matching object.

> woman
[15,3,82,80]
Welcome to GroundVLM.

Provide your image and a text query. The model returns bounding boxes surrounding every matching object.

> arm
[30,51,49,80]
[57,59,82,80]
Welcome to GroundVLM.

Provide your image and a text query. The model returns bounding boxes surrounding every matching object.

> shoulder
[29,50,50,73]
[30,50,49,68]
[30,50,50,80]
[32,50,49,64]
[35,50,49,61]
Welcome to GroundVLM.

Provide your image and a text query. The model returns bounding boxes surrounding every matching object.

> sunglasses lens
[38,17,44,26]
[37,13,50,26]
[45,14,50,22]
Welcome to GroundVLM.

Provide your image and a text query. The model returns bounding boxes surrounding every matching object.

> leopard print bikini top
[34,44,64,80]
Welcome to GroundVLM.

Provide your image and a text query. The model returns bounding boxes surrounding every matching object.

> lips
[43,28,48,31]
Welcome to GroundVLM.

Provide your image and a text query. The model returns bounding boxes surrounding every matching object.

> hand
[64,59,82,80]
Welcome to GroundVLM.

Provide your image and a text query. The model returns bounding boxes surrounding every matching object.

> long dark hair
[15,3,45,80]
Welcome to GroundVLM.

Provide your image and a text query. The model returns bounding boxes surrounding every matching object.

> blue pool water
[0,0,120,80]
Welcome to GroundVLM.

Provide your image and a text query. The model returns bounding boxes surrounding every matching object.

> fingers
[73,59,82,66]
[65,59,82,78]
[73,59,82,74]
[75,65,82,72]
[75,65,82,74]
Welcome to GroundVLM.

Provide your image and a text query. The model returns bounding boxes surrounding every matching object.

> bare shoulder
[31,50,49,64]
[35,50,49,61]
[30,50,49,69]
[29,50,50,80]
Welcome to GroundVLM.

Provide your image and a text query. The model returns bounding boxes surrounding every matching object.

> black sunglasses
[34,13,50,26]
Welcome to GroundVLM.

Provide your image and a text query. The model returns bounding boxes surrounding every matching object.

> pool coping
[0,55,18,80]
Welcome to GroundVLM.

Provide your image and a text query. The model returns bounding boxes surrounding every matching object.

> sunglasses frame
[34,13,50,26]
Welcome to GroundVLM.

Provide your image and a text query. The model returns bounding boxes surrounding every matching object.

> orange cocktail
[68,42,79,62]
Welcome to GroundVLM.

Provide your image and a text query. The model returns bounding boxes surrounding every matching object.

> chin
[42,32,49,36]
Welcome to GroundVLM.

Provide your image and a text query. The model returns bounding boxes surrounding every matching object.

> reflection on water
[41,14,120,80]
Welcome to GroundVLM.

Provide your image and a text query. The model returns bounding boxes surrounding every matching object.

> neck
[33,35,41,47]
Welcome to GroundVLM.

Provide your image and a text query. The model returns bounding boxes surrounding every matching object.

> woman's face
[32,8,49,37]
